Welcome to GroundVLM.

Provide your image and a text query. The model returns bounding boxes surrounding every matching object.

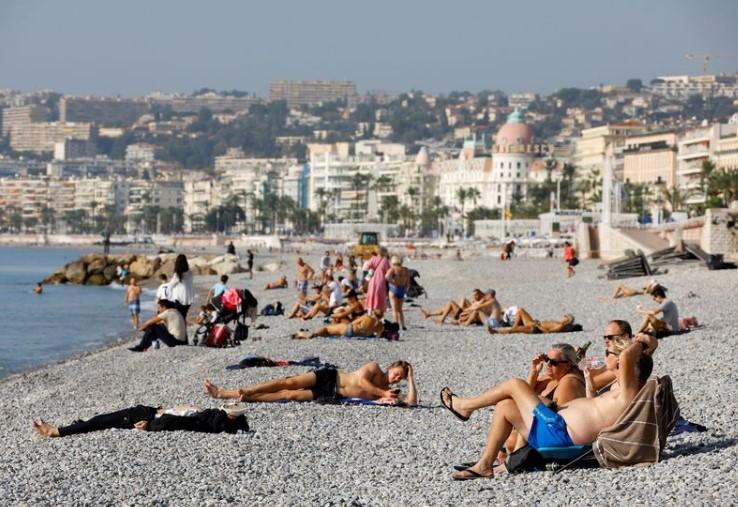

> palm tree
[39,205,55,234]
[575,180,592,209]
[350,172,373,221]
[466,187,482,208]
[398,204,415,236]
[706,167,738,207]
[455,187,468,238]
[380,195,400,224]
[660,186,688,213]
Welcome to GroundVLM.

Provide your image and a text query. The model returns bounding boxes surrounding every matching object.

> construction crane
[684,53,738,74]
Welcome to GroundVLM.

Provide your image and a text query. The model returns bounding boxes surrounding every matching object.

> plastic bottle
[153,339,160,350]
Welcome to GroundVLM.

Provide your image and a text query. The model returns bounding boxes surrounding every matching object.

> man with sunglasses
[441,329,657,480]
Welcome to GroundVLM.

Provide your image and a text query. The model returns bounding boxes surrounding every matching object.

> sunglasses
[603,333,625,341]
[543,356,569,367]
[605,350,619,358]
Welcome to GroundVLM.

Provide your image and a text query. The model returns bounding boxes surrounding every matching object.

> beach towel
[226,355,338,370]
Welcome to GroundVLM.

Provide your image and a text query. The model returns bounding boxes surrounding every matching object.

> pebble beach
[2,254,737,506]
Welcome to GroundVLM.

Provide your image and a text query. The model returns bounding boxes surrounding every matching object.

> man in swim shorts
[292,309,386,340]
[205,360,417,405]
[439,333,656,480]
[125,277,142,330]
[295,257,315,297]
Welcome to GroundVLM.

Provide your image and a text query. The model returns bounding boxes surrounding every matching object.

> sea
[0,247,156,379]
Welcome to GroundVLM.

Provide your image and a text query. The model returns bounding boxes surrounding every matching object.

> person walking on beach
[170,254,194,319]
[385,256,410,330]
[364,247,390,314]
[124,277,142,330]
[246,249,254,280]
[563,241,578,278]
[129,299,188,351]
[204,360,417,405]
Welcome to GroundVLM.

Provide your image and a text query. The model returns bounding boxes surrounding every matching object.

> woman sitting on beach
[500,344,586,461]
[286,285,324,319]
[420,289,485,324]
[487,308,582,335]
[264,275,289,290]
[32,403,249,438]
[204,360,417,405]
[292,309,385,340]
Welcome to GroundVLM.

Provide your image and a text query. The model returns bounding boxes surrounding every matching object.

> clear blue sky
[1,0,736,97]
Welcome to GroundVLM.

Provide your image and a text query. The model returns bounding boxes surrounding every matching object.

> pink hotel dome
[495,110,533,146]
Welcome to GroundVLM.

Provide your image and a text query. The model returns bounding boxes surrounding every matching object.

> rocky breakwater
[44,253,249,286]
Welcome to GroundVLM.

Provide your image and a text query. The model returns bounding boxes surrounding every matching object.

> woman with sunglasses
[499,344,585,462]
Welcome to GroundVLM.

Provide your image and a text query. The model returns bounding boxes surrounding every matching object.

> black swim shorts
[311,368,338,402]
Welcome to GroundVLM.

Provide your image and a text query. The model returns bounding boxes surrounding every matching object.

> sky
[1,0,737,98]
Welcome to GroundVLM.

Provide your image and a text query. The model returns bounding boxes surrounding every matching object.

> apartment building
[74,178,129,214]
[125,179,184,233]
[1,105,48,137]
[152,93,257,114]
[622,131,678,187]
[54,138,97,160]
[650,74,738,99]
[125,143,157,162]
[270,80,358,107]
[8,121,95,153]
[183,175,216,232]
[573,122,645,179]
[677,123,738,204]
[60,96,149,126]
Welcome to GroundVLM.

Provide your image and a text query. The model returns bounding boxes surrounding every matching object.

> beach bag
[570,257,580,266]
[382,320,400,341]
[260,304,276,316]
[221,288,242,311]
[506,445,545,473]
[208,325,231,348]
[593,376,679,468]
[234,321,249,343]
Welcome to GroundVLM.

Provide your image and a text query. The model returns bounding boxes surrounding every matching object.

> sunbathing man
[420,289,485,323]
[287,285,323,319]
[440,333,656,480]
[301,284,340,320]
[331,290,365,324]
[487,309,582,335]
[264,275,289,290]
[454,289,503,327]
[611,279,660,299]
[293,309,385,339]
[204,360,417,405]
[635,286,680,337]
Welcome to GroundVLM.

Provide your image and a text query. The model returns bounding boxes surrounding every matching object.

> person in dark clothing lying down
[32,403,249,438]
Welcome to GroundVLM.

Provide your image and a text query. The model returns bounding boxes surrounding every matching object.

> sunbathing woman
[32,403,249,438]
[264,275,289,290]
[440,333,656,480]
[487,309,582,334]
[420,289,484,323]
[293,310,385,339]
[204,360,417,405]
[611,279,660,299]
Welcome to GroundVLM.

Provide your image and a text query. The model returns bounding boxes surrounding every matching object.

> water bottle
[153,339,160,350]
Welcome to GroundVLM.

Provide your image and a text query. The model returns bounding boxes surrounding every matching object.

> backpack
[207,325,232,348]
[382,320,400,341]
[593,376,679,468]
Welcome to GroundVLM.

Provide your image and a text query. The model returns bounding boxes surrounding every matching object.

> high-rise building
[7,121,95,153]
[622,131,678,187]
[59,96,149,126]
[270,80,358,107]
[2,105,49,137]
[153,93,257,114]
[677,123,738,205]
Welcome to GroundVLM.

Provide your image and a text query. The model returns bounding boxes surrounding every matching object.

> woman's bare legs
[451,399,524,479]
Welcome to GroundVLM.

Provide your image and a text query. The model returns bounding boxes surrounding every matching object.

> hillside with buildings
[1,74,737,239]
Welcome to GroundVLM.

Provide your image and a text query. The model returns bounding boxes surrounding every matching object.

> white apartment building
[125,179,184,233]
[651,74,738,99]
[74,178,129,215]
[307,141,407,223]
[573,122,645,179]
[125,143,157,161]
[677,123,738,204]
[183,175,217,233]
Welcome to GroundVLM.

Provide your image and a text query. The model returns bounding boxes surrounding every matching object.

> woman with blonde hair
[385,255,410,330]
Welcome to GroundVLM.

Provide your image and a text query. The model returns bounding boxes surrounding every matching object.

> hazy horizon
[1,0,737,98]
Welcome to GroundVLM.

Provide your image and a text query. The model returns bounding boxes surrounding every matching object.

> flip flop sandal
[452,469,493,481]
[439,387,469,422]
[453,459,500,471]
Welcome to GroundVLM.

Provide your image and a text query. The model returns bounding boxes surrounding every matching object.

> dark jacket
[149,409,248,434]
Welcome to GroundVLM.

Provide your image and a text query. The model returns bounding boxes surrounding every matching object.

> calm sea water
[0,247,155,379]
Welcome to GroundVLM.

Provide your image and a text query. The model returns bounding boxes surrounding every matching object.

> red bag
[208,325,231,348]
[221,288,242,311]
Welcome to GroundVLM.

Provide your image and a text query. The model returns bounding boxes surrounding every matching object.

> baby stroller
[193,288,258,348]
[406,269,427,299]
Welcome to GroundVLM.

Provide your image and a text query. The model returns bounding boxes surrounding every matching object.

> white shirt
[159,309,187,342]
[156,283,171,301]
[328,281,343,307]
[169,270,194,306]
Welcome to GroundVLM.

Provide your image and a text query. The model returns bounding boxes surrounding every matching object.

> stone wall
[701,208,738,260]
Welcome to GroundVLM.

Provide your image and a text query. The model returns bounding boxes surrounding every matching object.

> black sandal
[439,387,469,422]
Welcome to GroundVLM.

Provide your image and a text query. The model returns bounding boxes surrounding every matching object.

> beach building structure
[573,122,645,180]
[677,123,738,205]
[622,130,678,187]
[650,74,738,99]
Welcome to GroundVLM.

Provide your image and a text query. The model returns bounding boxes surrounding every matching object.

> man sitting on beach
[293,309,385,340]
[129,299,188,351]
[635,286,680,337]
[331,290,365,324]
[453,289,503,327]
[420,289,485,324]
[286,285,323,319]
[32,403,249,438]
[487,308,582,335]
[204,360,417,405]
[124,277,142,330]
[264,275,289,290]
[441,333,656,480]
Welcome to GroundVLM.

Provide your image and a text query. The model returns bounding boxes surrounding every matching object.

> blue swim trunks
[527,402,574,450]
[128,299,140,315]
